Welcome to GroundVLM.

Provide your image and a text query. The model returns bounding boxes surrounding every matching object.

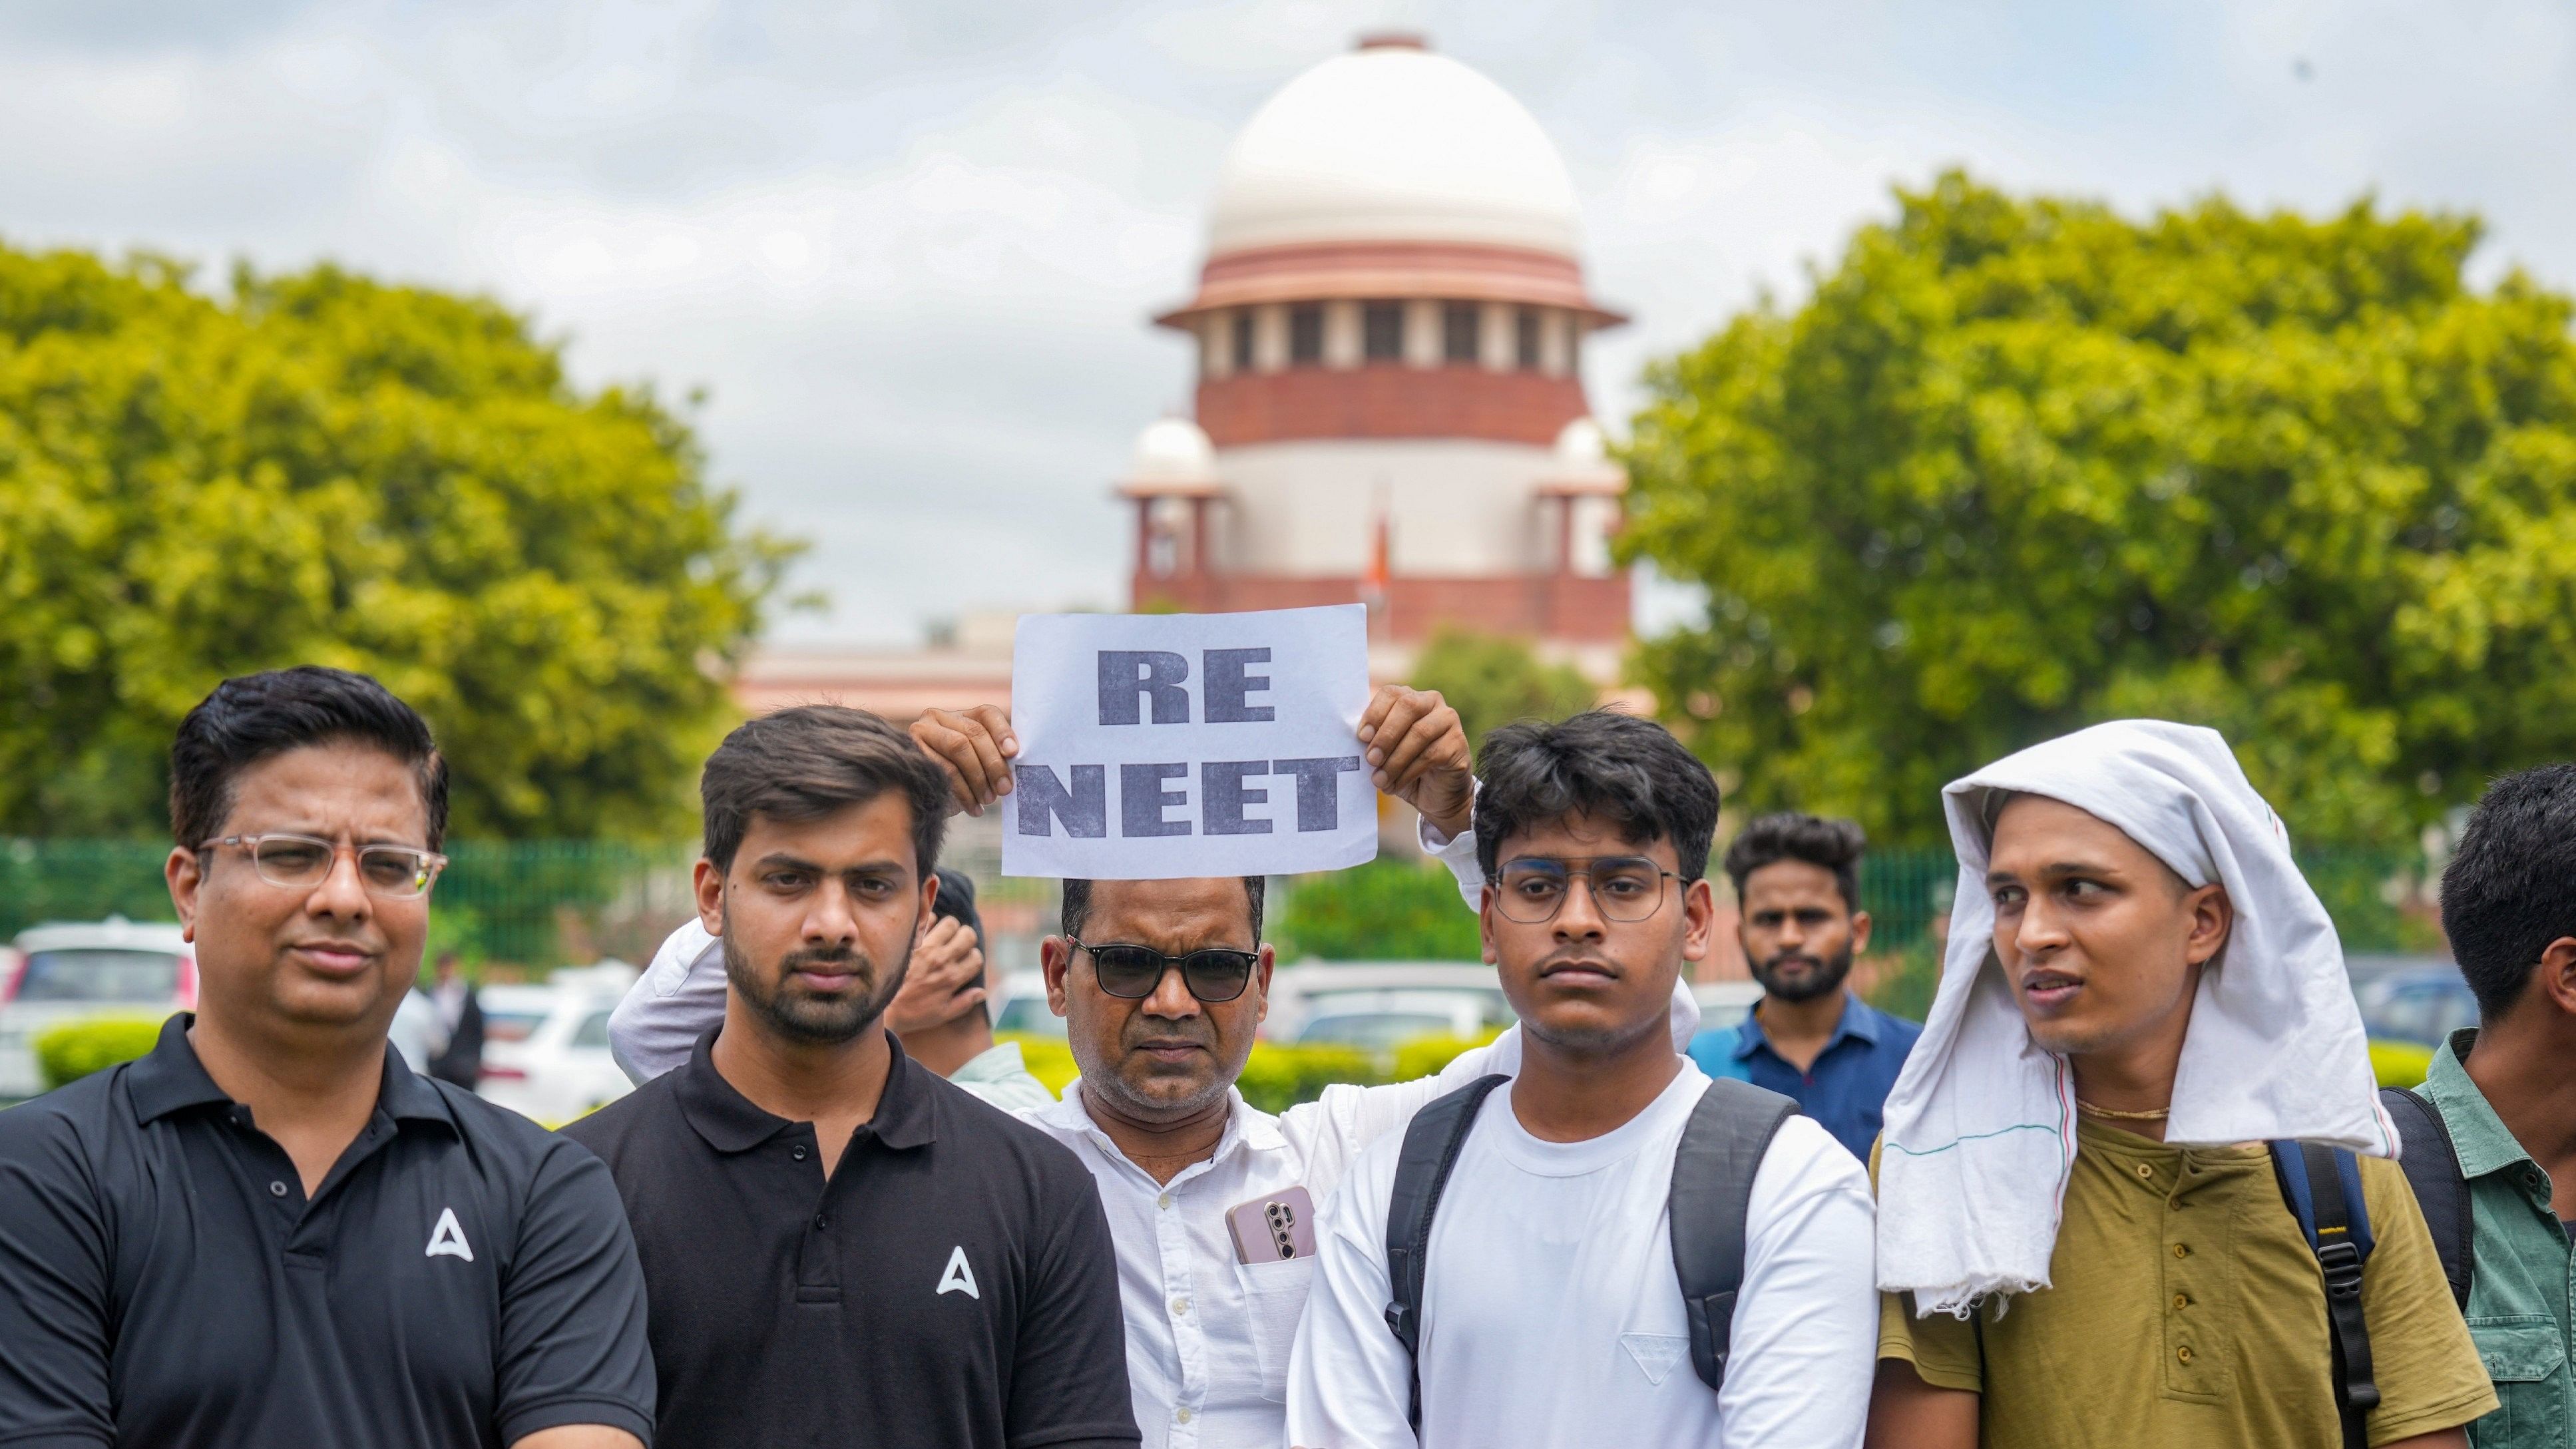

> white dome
[1205,39,1584,258]
[1127,417,1218,486]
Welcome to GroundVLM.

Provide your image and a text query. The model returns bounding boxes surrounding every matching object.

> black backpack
[1380,1074,1799,1430]
[2267,1084,2473,1449]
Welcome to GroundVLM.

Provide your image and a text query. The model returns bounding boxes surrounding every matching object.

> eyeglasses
[198,833,448,900]
[1494,856,1681,925]
[1070,936,1259,1003]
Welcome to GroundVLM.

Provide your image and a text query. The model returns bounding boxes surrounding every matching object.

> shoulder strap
[2270,1140,2380,1449]
[1383,1073,1509,1433]
[1669,1076,1799,1394]
[2376,1086,2473,1311]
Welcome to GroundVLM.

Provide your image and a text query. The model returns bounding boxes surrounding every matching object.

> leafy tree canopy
[0,245,793,838]
[1622,170,2576,847]
[1410,627,1600,758]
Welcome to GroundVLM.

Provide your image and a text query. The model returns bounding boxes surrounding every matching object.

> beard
[1750,943,1854,1004]
[722,923,911,1045]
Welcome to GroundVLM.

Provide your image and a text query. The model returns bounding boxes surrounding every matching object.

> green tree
[0,246,792,838]
[1410,627,1600,757]
[1623,171,2576,847]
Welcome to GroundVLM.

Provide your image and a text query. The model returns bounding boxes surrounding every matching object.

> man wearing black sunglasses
[607,685,1708,1447]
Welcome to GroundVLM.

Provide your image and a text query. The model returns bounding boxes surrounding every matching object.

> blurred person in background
[891,867,1053,1114]
[429,948,487,1090]
[2396,764,2576,1448]
[1689,813,1922,1161]
[609,686,1708,1448]
[0,666,654,1449]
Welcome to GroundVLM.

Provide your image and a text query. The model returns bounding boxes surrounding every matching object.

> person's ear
[1479,884,1499,965]
[1682,877,1716,963]
[1253,944,1275,1026]
[2536,937,2576,1017]
[1849,908,1874,956]
[2183,883,2233,968]
[916,874,939,943]
[694,859,725,938]
[1041,936,1072,1016]
[166,847,204,942]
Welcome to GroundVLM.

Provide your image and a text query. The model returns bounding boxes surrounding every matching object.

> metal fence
[3,831,2436,978]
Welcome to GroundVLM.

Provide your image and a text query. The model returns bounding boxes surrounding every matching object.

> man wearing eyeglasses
[606,686,1706,1448]
[0,666,656,1449]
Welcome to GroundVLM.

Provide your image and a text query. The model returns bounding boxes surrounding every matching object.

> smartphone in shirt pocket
[1227,1187,1319,1402]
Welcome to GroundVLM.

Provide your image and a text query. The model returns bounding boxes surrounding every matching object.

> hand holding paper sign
[910,704,1019,817]
[1358,684,1470,841]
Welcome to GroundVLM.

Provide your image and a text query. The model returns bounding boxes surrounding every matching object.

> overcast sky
[7,0,2574,645]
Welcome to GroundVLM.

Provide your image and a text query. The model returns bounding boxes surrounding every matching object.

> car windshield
[485,1011,548,1043]
[571,1011,613,1049]
[994,997,1067,1037]
[1298,1012,1458,1049]
[14,949,180,1004]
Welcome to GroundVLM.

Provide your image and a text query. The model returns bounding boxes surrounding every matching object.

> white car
[1691,980,1763,1032]
[1264,962,1514,1044]
[0,919,194,1098]
[990,970,1064,1038]
[476,983,632,1126]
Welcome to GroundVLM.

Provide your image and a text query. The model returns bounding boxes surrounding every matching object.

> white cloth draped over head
[1874,719,2398,1317]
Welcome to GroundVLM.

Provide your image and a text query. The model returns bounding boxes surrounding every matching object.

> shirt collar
[2422,1027,2537,1179]
[674,1024,938,1155]
[126,1012,455,1130]
[1734,992,1878,1060]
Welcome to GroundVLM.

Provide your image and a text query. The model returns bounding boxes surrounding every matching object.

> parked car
[0,918,194,1098]
[1266,962,1514,1048]
[990,970,1064,1038]
[476,982,632,1126]
[1691,979,1764,1033]
[2356,966,2479,1048]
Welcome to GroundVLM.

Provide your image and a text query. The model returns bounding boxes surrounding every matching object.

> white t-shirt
[1285,1062,1877,1449]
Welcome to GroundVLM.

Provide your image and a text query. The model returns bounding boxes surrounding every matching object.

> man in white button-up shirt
[607,688,1703,1448]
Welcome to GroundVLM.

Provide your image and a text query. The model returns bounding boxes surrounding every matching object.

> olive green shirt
[2419,1029,2576,1448]
[1876,1120,2496,1448]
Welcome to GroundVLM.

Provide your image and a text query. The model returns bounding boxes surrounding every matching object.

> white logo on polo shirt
[935,1245,978,1300]
[426,1206,474,1262]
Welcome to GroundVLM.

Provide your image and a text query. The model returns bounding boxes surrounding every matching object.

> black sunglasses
[1070,936,1259,1003]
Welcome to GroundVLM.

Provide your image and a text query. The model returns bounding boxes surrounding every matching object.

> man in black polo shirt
[564,706,1135,1449]
[0,666,656,1449]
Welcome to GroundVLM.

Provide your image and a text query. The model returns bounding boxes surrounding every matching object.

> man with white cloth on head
[1864,721,2494,1449]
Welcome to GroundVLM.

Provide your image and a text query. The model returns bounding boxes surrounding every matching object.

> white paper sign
[1001,604,1376,879]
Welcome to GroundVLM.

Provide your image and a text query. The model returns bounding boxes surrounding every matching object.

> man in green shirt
[2416,764,2576,1446]
[1867,721,2495,1448]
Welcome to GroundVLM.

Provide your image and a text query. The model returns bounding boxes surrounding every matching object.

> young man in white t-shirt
[1286,712,1878,1449]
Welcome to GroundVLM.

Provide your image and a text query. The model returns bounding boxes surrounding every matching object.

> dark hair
[1723,813,1868,911]
[700,706,949,876]
[170,666,449,850]
[1474,711,1720,882]
[1060,877,1265,943]
[2440,763,2576,1019]
[931,867,984,947]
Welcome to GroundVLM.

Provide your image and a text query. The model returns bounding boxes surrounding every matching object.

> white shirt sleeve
[1416,809,1484,911]
[1285,1145,1418,1449]
[607,919,727,1084]
[1712,1114,1878,1449]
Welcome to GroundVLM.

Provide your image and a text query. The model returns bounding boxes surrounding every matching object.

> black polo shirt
[564,1029,1136,1449]
[0,1014,654,1449]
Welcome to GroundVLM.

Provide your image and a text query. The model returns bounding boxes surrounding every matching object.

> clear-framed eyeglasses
[1494,855,1681,924]
[198,833,448,900]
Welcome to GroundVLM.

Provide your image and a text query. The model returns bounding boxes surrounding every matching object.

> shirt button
[269,1181,288,1197]
[791,1145,809,1161]
[2173,1294,2189,1311]
[2177,1345,2195,1364]
[2172,1243,2189,1259]
[2135,1163,2154,1180]
[1172,1296,1190,1315]
[813,1215,829,1231]
[1158,1193,1173,1210]
[1175,1408,1193,1424]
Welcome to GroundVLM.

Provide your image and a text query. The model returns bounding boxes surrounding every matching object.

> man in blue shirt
[1687,812,1921,1161]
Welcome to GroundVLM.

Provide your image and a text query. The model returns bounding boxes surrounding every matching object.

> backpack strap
[1669,1077,1799,1393]
[1383,1074,1509,1433]
[2270,1139,2380,1449]
[2377,1086,2473,1311]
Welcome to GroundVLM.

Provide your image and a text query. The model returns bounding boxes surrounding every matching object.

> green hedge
[37,1016,170,1090]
